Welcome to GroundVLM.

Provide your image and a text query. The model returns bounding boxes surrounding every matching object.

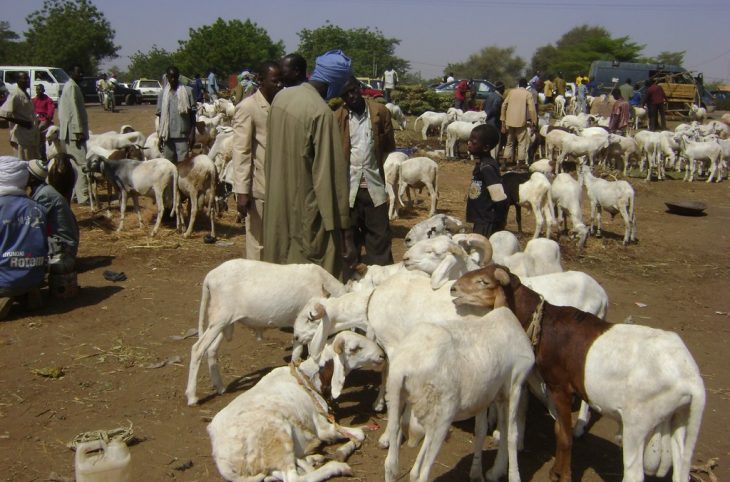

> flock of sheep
[185,214,703,482]
[44,94,724,481]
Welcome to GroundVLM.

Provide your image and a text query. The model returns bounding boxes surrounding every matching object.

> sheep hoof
[186,395,199,406]
[377,433,390,449]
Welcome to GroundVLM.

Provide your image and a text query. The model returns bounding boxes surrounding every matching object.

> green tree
[0,21,22,64]
[24,0,119,73]
[640,50,686,66]
[530,25,644,78]
[175,18,284,79]
[296,23,409,78]
[127,46,175,81]
[445,46,526,87]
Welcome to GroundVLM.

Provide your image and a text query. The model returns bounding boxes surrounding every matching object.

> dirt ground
[0,103,728,482]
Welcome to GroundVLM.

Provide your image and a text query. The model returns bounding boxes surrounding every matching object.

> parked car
[358,79,384,98]
[0,65,69,103]
[432,79,497,100]
[131,79,162,103]
[78,77,141,106]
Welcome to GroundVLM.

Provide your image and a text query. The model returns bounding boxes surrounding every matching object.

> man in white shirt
[382,67,398,102]
[0,72,40,160]
[335,76,396,270]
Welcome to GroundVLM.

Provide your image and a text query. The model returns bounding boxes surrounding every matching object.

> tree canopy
[530,25,644,78]
[175,18,284,78]
[640,50,686,67]
[0,21,21,64]
[23,0,119,74]
[127,46,176,81]
[445,46,526,87]
[296,23,409,78]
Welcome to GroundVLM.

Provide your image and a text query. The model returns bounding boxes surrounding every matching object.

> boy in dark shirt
[466,124,508,236]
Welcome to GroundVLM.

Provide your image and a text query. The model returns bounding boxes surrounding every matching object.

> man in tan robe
[231,61,283,260]
[58,65,89,203]
[263,50,355,280]
[500,78,537,166]
[0,71,40,160]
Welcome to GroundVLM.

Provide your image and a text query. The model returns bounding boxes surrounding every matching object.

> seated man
[0,156,48,319]
[27,159,79,274]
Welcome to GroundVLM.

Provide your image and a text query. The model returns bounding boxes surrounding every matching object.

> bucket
[75,438,131,482]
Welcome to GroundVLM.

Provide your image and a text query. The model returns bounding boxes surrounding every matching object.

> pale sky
[4,0,730,84]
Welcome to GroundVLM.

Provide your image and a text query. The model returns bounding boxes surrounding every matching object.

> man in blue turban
[262,50,356,280]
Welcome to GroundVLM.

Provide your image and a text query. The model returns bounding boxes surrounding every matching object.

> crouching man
[0,156,48,319]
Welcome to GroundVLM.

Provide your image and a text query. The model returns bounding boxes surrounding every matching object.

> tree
[175,18,284,78]
[640,50,686,67]
[24,0,119,74]
[127,46,176,81]
[530,25,644,78]
[296,23,409,78]
[0,21,22,64]
[445,46,526,87]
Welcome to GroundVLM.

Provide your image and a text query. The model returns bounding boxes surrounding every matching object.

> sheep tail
[172,166,179,219]
[198,277,210,337]
[413,114,422,132]
[677,387,706,481]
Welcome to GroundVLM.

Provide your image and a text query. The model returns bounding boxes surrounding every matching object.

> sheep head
[403,236,469,289]
[452,233,493,267]
[327,332,385,399]
[451,265,514,310]
[292,300,328,360]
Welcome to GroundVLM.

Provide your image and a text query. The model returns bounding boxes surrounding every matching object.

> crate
[659,83,696,102]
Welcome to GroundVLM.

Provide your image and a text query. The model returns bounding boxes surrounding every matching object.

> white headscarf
[0,156,29,196]
[158,84,191,140]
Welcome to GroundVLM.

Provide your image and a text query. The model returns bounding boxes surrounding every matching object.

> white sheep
[397,156,439,218]
[489,231,521,265]
[385,102,406,130]
[413,110,453,140]
[208,332,385,482]
[401,235,491,288]
[517,172,555,239]
[633,130,666,180]
[403,213,465,248]
[556,133,609,172]
[528,158,555,179]
[142,132,162,160]
[554,95,566,117]
[633,106,647,130]
[557,113,593,130]
[503,238,563,278]
[607,133,640,175]
[382,151,409,220]
[176,153,217,238]
[383,308,534,482]
[445,120,480,159]
[88,130,146,150]
[579,165,637,245]
[550,172,589,249]
[185,259,346,405]
[678,135,723,182]
[458,110,487,123]
[689,104,706,122]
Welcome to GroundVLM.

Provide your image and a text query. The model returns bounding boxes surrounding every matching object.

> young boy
[466,124,508,236]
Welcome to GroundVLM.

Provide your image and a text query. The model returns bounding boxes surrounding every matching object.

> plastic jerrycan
[75,438,131,482]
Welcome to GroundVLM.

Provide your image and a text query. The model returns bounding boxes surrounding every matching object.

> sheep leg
[151,188,164,237]
[117,190,128,232]
[207,188,217,237]
[410,421,451,482]
[185,322,229,405]
[426,182,437,217]
[373,363,388,413]
[548,389,574,482]
[185,189,198,238]
[515,205,523,233]
[619,414,653,482]
[619,204,632,245]
[293,461,354,482]
[531,202,543,239]
[206,329,228,395]
[593,203,602,238]
[573,402,591,438]
[469,410,488,482]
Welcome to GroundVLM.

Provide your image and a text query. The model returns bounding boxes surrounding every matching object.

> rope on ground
[66,421,134,450]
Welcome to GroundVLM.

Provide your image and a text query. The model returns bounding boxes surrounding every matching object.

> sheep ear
[332,335,345,355]
[494,267,511,286]
[308,309,332,359]
[431,254,459,290]
[330,351,346,400]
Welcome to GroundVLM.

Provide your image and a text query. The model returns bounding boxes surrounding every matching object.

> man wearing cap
[0,156,48,319]
[0,71,40,160]
[26,159,79,274]
[263,49,355,280]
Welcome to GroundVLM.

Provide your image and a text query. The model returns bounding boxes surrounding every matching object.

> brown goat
[47,153,77,204]
[451,265,705,482]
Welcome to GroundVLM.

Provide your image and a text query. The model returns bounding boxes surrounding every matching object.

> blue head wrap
[309,49,353,100]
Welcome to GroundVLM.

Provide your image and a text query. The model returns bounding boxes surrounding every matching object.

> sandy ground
[0,103,728,482]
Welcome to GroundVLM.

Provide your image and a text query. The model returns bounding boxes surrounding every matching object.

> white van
[0,66,70,103]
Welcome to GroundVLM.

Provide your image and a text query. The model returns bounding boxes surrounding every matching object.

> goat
[208,332,385,482]
[185,259,346,405]
[579,165,636,245]
[383,307,534,482]
[86,154,179,236]
[452,265,705,482]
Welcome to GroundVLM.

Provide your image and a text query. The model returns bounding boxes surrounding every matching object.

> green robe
[262,83,351,280]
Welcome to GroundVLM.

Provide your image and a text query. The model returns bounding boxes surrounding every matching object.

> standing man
[483,81,505,159]
[500,78,537,166]
[335,76,395,268]
[206,68,219,101]
[192,73,205,103]
[0,71,40,160]
[619,78,634,104]
[554,72,566,97]
[156,65,196,164]
[58,65,88,203]
[454,78,469,110]
[382,66,398,103]
[263,49,355,280]
[644,79,666,131]
[608,88,630,135]
[543,76,555,104]
[231,61,283,260]
[281,53,308,87]
[32,84,55,161]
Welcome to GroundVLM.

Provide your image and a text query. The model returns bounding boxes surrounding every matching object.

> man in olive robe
[262,50,355,280]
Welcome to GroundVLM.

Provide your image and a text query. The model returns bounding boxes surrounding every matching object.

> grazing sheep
[385,102,407,130]
[551,172,589,249]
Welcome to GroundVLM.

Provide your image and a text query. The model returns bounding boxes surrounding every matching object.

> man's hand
[341,228,357,268]
[236,194,250,219]
[501,125,507,134]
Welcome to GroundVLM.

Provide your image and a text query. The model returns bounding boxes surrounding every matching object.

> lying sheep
[403,213,465,248]
[503,238,563,278]
[185,259,346,405]
[489,231,521,265]
[88,130,146,150]
[208,332,385,482]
